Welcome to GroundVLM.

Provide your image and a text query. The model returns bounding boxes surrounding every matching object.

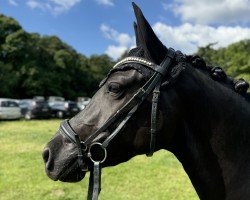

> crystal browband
[113,56,156,70]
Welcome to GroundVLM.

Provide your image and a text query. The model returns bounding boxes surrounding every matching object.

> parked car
[49,100,80,118]
[19,99,51,120]
[0,98,22,120]
[33,96,45,101]
[47,96,65,102]
[77,97,91,110]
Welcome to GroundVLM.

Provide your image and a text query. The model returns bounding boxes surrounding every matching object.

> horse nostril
[43,148,50,163]
[43,148,54,171]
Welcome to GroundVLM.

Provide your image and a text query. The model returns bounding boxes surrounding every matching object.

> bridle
[59,48,176,200]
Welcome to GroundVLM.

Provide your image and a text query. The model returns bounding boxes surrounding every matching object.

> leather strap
[147,48,175,156]
[102,104,140,148]
[87,162,101,200]
[147,80,161,157]
[60,120,78,143]
[60,120,88,171]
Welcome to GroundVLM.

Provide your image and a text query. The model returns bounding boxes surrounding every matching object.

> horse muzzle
[42,146,87,183]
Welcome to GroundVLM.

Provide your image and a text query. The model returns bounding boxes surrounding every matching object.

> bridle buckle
[77,154,88,171]
[80,141,88,152]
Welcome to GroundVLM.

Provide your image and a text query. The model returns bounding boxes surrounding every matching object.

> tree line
[0,14,114,99]
[0,14,249,100]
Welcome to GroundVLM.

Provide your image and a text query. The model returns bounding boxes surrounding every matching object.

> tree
[196,40,250,82]
[0,14,108,99]
[88,54,114,84]
[0,61,18,98]
[0,14,21,45]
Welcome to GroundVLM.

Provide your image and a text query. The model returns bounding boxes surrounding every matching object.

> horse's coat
[43,3,250,200]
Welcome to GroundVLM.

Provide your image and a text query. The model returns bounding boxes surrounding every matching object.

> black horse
[43,3,250,200]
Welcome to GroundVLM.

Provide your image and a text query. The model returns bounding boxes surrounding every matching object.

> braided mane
[128,46,249,97]
[186,55,249,97]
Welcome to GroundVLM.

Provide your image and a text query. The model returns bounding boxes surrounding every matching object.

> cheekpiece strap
[147,48,176,157]
[159,48,175,74]
[147,81,161,157]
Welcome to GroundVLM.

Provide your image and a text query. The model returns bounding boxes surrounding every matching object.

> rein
[59,48,176,200]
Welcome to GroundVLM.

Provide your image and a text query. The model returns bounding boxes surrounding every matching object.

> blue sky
[1,0,250,60]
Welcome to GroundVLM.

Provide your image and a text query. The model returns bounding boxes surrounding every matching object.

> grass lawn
[0,120,199,200]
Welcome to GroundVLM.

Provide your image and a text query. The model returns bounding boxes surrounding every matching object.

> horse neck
[164,66,250,200]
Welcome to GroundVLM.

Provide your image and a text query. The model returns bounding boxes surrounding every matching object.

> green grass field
[0,120,198,200]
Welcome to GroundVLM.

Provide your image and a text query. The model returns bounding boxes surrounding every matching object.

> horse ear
[133,22,141,46]
[132,2,167,64]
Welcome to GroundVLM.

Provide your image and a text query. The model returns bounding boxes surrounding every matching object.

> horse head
[43,3,184,183]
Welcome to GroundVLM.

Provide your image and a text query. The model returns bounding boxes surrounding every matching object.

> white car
[0,98,22,120]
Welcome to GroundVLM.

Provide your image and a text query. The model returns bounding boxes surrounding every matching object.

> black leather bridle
[59,48,176,200]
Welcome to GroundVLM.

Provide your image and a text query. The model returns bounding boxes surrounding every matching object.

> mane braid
[186,55,250,96]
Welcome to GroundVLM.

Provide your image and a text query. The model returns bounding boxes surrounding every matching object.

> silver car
[0,98,22,120]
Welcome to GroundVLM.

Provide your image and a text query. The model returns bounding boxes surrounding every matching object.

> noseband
[59,48,176,200]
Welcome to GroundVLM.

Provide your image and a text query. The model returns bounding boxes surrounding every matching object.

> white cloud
[96,0,114,6]
[8,0,18,6]
[26,0,44,9]
[105,46,128,60]
[26,0,81,15]
[166,0,250,25]
[101,22,250,59]
[100,24,135,60]
[50,0,80,8]
[153,22,250,54]
[100,24,133,46]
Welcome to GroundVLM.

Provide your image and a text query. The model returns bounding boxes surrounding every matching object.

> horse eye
[108,83,121,94]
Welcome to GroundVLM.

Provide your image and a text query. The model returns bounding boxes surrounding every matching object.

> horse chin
[45,159,86,183]
[58,167,86,183]
[59,171,86,183]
